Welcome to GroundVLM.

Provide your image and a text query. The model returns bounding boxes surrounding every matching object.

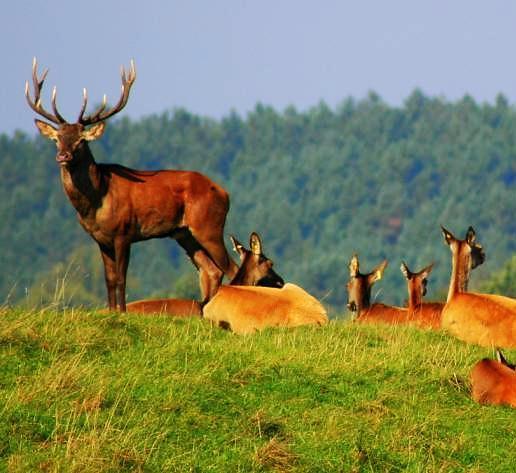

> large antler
[25,57,67,124]
[78,60,136,126]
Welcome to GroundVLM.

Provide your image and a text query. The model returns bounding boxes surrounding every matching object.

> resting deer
[346,255,408,324]
[124,232,284,316]
[470,349,516,407]
[441,226,516,348]
[203,234,327,334]
[400,262,443,329]
[26,59,237,311]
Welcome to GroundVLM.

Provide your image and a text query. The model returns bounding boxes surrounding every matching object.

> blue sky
[3,1,516,134]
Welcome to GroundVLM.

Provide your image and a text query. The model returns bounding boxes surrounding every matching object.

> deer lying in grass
[26,59,237,311]
[400,262,443,329]
[203,235,327,334]
[346,255,408,324]
[441,226,516,348]
[470,349,516,407]
[124,232,284,316]
[348,228,483,328]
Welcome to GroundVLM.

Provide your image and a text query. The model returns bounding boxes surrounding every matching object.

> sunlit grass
[0,306,514,471]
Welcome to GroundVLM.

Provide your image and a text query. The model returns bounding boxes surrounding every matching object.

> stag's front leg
[99,244,118,310]
[114,238,131,312]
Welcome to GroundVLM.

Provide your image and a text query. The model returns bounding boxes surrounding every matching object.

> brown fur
[27,60,237,311]
[440,226,516,348]
[124,298,202,317]
[350,258,445,329]
[122,233,283,317]
[442,293,516,348]
[401,262,444,329]
[470,353,516,407]
[202,283,328,335]
[408,302,444,329]
[355,303,408,325]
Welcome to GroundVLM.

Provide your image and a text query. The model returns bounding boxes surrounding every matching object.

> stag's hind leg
[188,227,238,281]
[175,230,224,304]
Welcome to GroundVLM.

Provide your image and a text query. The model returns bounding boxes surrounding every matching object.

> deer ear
[82,122,106,141]
[465,226,476,245]
[370,260,388,283]
[35,119,58,139]
[441,225,455,246]
[349,254,359,277]
[400,261,411,280]
[250,232,262,255]
[420,262,434,279]
[230,235,246,261]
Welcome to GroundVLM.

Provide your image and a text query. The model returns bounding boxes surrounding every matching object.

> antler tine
[25,57,66,124]
[77,88,88,123]
[51,86,67,124]
[79,60,136,126]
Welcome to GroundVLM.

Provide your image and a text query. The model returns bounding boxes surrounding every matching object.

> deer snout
[347,301,357,312]
[56,152,73,164]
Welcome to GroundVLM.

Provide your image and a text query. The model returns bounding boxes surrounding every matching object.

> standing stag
[26,59,237,311]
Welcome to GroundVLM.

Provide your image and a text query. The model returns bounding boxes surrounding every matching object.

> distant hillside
[2,90,516,310]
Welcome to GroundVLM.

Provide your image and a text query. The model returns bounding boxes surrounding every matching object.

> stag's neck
[60,143,105,218]
[447,252,470,302]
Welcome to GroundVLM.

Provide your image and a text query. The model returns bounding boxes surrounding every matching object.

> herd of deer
[25,59,515,408]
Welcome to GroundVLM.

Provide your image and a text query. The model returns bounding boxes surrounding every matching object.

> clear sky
[3,0,516,135]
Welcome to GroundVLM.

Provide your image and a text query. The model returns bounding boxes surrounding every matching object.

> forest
[2,90,516,313]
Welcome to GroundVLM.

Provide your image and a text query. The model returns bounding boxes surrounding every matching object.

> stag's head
[230,233,284,288]
[25,58,136,166]
[346,254,388,315]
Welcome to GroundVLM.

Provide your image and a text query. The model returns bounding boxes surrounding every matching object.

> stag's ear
[250,232,262,256]
[465,226,476,245]
[82,122,106,141]
[441,225,455,246]
[370,260,388,283]
[349,254,359,277]
[35,119,58,140]
[230,235,246,261]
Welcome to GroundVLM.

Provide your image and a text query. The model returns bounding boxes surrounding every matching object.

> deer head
[400,261,434,306]
[346,254,388,315]
[441,225,485,301]
[229,232,284,288]
[26,58,136,166]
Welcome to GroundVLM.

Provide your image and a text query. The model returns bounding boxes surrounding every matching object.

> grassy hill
[1,306,514,472]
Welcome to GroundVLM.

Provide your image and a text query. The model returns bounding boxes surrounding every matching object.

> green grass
[0,306,515,472]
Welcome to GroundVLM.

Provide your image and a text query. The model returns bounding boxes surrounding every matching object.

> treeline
[2,90,516,312]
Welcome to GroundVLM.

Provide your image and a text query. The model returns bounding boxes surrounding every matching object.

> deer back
[124,298,202,317]
[470,355,516,407]
[203,283,328,335]
[408,302,444,329]
[442,293,516,348]
[354,303,408,325]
